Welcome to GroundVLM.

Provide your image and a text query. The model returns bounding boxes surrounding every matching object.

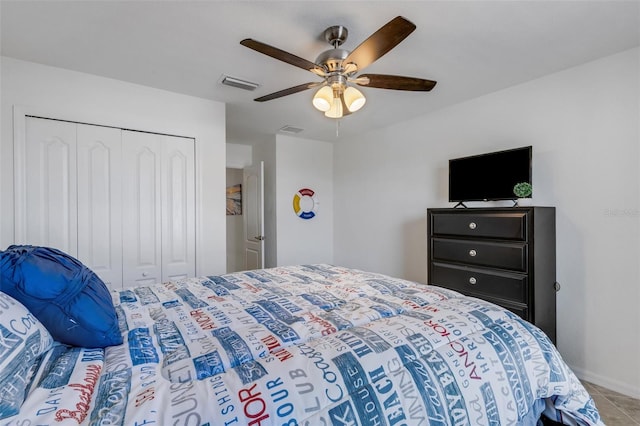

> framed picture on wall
[226,184,242,215]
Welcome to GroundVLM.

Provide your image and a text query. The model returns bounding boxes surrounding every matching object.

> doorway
[225,161,265,273]
[225,168,244,272]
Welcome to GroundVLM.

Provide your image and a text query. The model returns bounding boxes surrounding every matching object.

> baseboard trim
[569,364,640,399]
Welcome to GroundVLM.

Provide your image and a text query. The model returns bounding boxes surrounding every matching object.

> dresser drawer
[430,263,528,304]
[431,211,527,240]
[432,238,527,272]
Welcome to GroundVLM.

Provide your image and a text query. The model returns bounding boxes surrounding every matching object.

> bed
[0,250,602,425]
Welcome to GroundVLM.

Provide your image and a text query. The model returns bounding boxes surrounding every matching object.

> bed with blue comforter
[1,260,602,425]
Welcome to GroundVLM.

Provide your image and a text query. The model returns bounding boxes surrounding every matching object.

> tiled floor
[582,381,640,425]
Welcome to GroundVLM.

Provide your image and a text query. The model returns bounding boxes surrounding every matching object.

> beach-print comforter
[5,265,602,425]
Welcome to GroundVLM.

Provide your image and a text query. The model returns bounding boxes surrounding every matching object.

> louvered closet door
[76,124,122,289]
[22,117,78,255]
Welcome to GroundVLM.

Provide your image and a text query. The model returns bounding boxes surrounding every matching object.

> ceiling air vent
[278,125,304,134]
[220,75,259,91]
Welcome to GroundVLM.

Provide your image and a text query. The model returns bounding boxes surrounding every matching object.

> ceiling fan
[240,16,437,119]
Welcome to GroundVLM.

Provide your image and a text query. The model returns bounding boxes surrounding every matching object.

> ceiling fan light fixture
[344,86,366,112]
[312,86,333,112]
[324,96,343,118]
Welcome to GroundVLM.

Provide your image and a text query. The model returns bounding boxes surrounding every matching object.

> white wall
[0,57,227,276]
[226,143,252,169]
[334,48,640,397]
[276,135,333,266]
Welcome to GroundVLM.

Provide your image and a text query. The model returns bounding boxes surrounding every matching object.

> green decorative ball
[513,182,532,198]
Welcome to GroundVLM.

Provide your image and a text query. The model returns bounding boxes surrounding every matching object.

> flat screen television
[449,146,532,202]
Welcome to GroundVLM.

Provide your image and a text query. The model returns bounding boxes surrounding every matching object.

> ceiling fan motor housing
[323,25,348,47]
[316,48,349,74]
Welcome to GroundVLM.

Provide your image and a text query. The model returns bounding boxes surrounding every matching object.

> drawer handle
[469,222,477,230]
[469,277,477,285]
[469,249,477,257]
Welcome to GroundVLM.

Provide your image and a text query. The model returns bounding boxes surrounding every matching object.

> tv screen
[449,146,532,202]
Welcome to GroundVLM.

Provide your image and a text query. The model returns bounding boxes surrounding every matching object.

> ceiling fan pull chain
[335,119,340,138]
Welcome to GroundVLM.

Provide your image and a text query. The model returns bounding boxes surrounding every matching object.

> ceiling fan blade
[343,16,416,72]
[241,38,324,74]
[254,82,320,102]
[355,74,437,91]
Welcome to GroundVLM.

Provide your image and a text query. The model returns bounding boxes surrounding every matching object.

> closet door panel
[122,131,162,287]
[77,124,123,289]
[23,117,78,255]
[161,136,195,281]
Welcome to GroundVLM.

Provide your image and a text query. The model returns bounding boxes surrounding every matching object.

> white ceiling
[2,1,639,143]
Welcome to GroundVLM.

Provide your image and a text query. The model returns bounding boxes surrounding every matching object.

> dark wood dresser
[427,207,557,343]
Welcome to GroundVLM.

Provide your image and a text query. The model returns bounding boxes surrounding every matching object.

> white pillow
[0,290,54,420]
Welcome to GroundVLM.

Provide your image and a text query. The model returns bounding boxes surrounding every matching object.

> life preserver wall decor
[293,188,318,220]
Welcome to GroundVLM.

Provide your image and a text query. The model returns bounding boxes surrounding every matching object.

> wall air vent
[278,125,304,134]
[220,75,259,91]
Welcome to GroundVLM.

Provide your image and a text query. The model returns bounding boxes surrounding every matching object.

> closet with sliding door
[15,116,195,290]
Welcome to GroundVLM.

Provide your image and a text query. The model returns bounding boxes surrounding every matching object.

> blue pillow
[0,245,122,348]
